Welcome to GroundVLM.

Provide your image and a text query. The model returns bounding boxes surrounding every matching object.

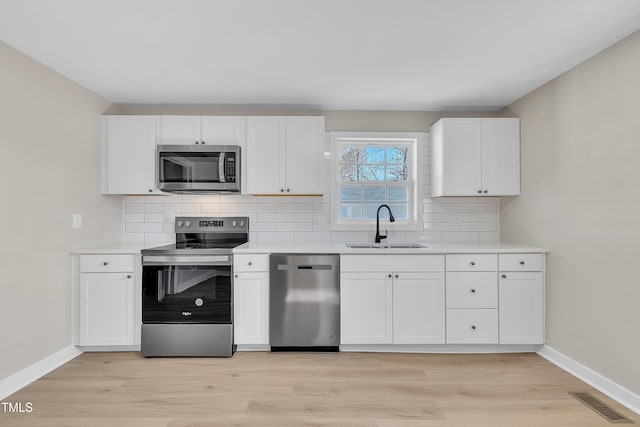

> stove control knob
[195,298,204,307]
[240,221,245,228]
[185,221,191,227]
[177,220,184,227]
[232,220,237,227]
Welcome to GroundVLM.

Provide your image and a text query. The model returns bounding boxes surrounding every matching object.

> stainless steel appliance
[141,216,248,357]
[157,144,240,193]
[269,254,340,351]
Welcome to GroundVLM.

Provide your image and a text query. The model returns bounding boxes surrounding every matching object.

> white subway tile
[276,223,313,232]
[144,232,175,243]
[423,212,442,222]
[294,232,332,242]
[442,212,479,223]
[182,194,219,204]
[424,223,461,232]
[295,196,325,204]
[312,222,331,232]
[200,204,219,214]
[123,232,144,242]
[330,231,370,243]
[425,197,473,204]
[313,203,330,213]
[220,194,255,204]
[423,204,460,213]
[257,212,295,223]
[461,222,498,232]
[294,212,315,222]
[413,232,442,244]
[459,203,498,213]
[144,213,165,223]
[478,213,499,222]
[250,222,276,232]
[479,232,500,242]
[255,231,295,242]
[163,203,200,214]
[238,203,275,213]
[124,196,146,204]
[125,203,164,213]
[218,204,239,213]
[256,196,289,204]
[145,194,178,204]
[124,213,145,223]
[442,232,479,243]
[275,204,297,212]
[126,222,164,233]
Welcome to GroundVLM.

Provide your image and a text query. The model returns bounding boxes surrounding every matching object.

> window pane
[387,186,408,201]
[361,165,385,181]
[340,203,362,219]
[363,185,385,202]
[340,185,362,201]
[363,147,384,164]
[386,165,408,181]
[340,146,362,163]
[339,164,360,181]
[364,203,394,220]
[386,147,408,164]
[389,203,408,220]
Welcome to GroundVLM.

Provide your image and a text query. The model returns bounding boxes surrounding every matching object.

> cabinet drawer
[341,255,444,272]
[80,255,134,273]
[234,254,269,272]
[446,254,497,271]
[446,272,497,308]
[499,253,543,271]
[446,309,498,344]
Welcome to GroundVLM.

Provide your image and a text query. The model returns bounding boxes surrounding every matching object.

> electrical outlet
[72,214,82,229]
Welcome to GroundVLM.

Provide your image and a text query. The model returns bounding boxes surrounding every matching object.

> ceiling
[2,0,640,111]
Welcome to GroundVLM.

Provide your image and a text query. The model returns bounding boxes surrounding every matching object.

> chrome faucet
[375,204,396,243]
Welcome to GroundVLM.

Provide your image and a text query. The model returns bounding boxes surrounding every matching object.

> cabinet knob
[234,274,238,278]
[501,274,507,279]
[471,325,477,331]
[286,188,291,192]
[519,261,525,265]
[477,190,482,194]
[195,141,199,144]
[395,274,399,279]
[470,289,476,293]
[483,190,488,194]
[280,189,284,192]
[126,275,132,279]
[470,261,475,266]
[103,262,109,266]
[388,274,392,278]
[248,262,252,266]
[201,141,205,144]
[148,189,153,193]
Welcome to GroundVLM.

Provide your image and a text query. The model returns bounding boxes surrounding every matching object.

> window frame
[330,131,423,231]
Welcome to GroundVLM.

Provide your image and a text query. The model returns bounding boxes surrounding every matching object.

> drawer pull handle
[519,261,525,265]
[470,289,476,293]
[103,262,109,266]
[501,274,507,279]
[470,261,475,266]
[471,325,477,331]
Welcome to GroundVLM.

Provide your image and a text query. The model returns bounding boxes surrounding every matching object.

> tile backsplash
[123,134,500,246]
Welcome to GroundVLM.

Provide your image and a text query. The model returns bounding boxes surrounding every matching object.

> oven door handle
[143,255,231,265]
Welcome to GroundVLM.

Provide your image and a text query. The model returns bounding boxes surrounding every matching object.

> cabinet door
[234,272,269,345]
[340,273,392,344]
[200,116,246,144]
[441,118,482,195]
[481,118,520,196]
[160,115,202,145]
[79,273,134,346]
[393,272,445,344]
[284,116,324,194]
[246,117,286,194]
[499,272,544,344]
[104,116,159,195]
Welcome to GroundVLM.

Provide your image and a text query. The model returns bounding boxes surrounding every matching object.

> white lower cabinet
[499,271,544,344]
[446,309,499,344]
[78,254,137,347]
[233,254,270,345]
[340,255,445,345]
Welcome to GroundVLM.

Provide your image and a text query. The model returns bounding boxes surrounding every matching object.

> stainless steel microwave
[157,145,240,193]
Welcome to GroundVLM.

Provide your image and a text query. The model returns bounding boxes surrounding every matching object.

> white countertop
[233,241,548,254]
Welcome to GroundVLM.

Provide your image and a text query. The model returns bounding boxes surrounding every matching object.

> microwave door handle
[219,152,226,183]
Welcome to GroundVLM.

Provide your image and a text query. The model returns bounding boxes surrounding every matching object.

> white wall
[0,42,122,381]
[500,31,640,395]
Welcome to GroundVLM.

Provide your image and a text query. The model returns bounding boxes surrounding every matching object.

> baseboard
[538,345,640,415]
[0,345,83,400]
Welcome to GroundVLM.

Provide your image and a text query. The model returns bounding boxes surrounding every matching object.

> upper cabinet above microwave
[430,118,520,197]
[102,115,163,195]
[160,116,246,146]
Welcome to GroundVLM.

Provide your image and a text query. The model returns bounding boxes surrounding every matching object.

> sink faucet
[375,204,396,243]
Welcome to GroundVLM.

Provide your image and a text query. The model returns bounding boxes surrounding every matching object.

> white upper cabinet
[246,116,324,195]
[160,115,246,146]
[102,115,161,195]
[430,118,520,197]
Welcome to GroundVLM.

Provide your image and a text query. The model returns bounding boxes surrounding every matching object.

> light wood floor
[1,351,637,426]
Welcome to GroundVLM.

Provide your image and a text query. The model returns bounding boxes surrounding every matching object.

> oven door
[142,263,232,324]
[157,145,240,193]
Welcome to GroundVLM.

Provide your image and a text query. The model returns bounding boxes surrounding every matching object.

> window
[331,132,423,230]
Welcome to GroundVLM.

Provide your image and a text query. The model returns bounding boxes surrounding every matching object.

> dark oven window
[142,265,231,324]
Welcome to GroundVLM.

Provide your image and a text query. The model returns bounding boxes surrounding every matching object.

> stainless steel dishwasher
[270,254,340,351]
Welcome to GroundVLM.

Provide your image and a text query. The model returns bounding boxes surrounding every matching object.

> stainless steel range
[140,216,248,357]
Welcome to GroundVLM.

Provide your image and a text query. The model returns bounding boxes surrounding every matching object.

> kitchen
[1,1,640,425]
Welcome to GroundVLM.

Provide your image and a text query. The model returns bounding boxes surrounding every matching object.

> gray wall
[0,42,122,380]
[500,31,640,395]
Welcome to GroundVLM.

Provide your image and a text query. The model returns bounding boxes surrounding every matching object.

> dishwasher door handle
[277,264,333,271]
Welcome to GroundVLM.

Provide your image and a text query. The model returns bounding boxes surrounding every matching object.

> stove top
[141,216,249,257]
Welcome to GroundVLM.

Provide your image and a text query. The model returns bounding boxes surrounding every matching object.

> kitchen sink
[345,243,428,249]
